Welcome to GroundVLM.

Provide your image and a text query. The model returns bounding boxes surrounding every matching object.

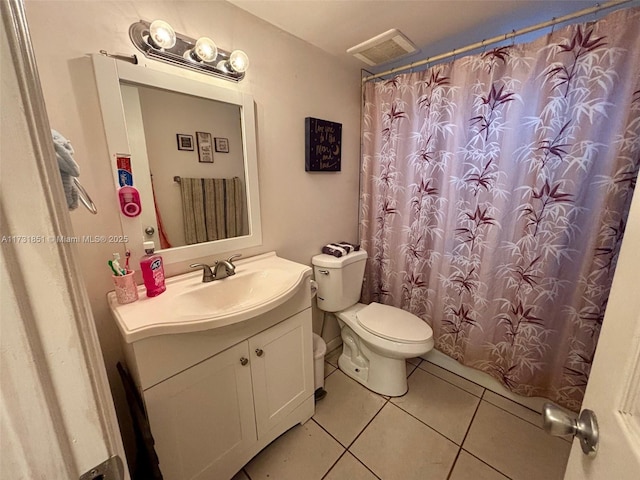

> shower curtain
[360,7,640,411]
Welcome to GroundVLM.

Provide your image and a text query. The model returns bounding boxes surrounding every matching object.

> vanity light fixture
[129,20,249,82]
[148,20,176,50]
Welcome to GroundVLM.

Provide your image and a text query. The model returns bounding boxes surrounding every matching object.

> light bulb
[149,20,176,49]
[229,50,249,73]
[191,37,218,62]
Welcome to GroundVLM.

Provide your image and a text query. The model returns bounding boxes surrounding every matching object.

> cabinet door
[250,309,314,437]
[144,341,256,480]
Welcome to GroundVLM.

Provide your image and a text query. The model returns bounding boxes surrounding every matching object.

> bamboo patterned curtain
[360,7,640,411]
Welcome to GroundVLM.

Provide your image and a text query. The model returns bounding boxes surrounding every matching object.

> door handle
[255,348,264,357]
[542,402,599,455]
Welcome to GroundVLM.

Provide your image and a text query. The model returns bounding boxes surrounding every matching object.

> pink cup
[113,270,139,305]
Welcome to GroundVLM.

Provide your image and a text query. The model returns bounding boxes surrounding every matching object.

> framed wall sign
[196,131,214,163]
[176,133,194,151]
[305,117,342,172]
[214,137,229,153]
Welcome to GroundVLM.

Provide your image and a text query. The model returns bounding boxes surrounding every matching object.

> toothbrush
[112,253,126,275]
[108,260,120,276]
[125,249,131,272]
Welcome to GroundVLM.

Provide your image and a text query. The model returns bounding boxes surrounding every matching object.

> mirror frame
[92,54,262,264]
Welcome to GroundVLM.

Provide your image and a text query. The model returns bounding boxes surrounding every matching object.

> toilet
[312,250,434,396]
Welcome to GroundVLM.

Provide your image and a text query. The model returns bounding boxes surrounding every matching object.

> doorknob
[255,348,264,357]
[542,402,599,456]
[144,226,155,236]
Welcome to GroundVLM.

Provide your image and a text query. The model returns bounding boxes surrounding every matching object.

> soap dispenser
[139,241,166,297]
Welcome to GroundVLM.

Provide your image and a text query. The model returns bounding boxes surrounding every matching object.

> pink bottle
[139,241,166,297]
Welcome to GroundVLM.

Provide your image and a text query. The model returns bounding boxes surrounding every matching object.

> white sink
[108,252,311,342]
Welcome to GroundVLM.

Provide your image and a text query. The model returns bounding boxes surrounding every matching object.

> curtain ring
[551,17,556,34]
[452,48,457,62]
[481,38,487,54]
[511,29,516,47]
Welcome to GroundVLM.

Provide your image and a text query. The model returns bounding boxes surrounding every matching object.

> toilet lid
[356,303,433,344]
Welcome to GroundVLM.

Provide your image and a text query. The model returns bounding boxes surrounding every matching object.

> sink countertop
[108,252,312,343]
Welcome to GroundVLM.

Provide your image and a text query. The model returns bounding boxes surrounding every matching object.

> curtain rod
[362,0,633,83]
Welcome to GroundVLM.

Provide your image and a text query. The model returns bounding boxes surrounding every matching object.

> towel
[180,177,246,244]
[51,129,80,210]
[321,241,360,257]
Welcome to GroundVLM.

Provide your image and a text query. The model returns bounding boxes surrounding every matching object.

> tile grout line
[421,360,559,436]
[445,386,485,480]
[344,396,390,450]
[319,359,420,444]
[388,397,470,447]
[344,403,389,479]
[349,451,384,480]
[319,449,348,480]
[417,360,484,398]
[313,400,387,480]
[461,448,516,480]
[311,416,347,450]
[459,390,484,448]
[324,366,338,380]
[481,391,553,433]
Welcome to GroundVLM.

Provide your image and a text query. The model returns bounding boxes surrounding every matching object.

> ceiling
[228,0,601,72]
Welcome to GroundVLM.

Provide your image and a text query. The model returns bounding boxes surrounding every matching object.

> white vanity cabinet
[112,260,315,480]
[143,309,313,480]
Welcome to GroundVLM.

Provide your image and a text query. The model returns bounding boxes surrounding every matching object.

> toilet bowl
[312,250,434,396]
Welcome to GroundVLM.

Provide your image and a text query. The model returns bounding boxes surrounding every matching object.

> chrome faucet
[190,263,215,282]
[213,254,242,280]
[190,254,241,283]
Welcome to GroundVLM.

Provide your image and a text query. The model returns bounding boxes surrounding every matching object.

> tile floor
[234,350,572,480]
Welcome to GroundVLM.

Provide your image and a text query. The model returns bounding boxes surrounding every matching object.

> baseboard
[325,336,342,354]
[422,349,548,413]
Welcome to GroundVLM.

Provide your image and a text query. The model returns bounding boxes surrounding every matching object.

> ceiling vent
[347,29,418,66]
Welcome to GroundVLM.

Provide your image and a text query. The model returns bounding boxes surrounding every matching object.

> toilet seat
[356,303,433,344]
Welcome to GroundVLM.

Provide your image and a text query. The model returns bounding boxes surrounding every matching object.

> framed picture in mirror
[215,137,229,153]
[176,133,194,151]
[196,131,214,163]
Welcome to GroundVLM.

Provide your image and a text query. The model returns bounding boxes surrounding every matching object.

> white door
[563,187,640,478]
[1,1,128,478]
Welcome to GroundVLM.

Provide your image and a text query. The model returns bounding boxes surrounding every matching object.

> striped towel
[180,177,246,244]
[321,242,360,257]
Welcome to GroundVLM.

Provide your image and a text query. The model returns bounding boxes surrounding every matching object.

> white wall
[25,0,360,464]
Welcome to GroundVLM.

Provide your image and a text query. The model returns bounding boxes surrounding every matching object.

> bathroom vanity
[108,253,314,480]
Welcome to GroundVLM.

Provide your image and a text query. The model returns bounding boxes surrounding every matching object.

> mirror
[92,54,262,264]
[121,83,248,248]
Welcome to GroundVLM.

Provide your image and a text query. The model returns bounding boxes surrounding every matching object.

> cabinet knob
[240,357,249,366]
[255,348,264,357]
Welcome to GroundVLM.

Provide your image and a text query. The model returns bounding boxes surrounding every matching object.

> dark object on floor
[117,362,164,479]
[315,387,327,401]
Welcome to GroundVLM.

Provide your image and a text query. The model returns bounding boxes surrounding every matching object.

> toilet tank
[311,250,367,312]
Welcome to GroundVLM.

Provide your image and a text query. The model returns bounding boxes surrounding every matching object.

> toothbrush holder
[113,270,139,305]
